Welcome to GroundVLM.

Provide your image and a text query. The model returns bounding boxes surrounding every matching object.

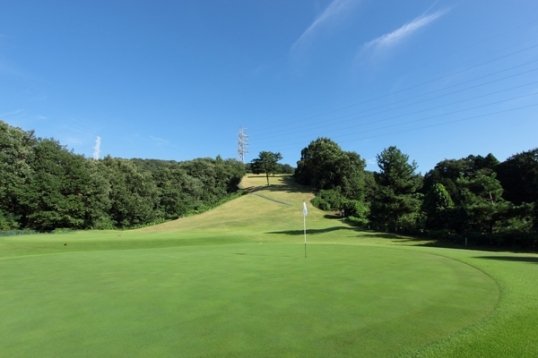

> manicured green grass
[0,175,537,357]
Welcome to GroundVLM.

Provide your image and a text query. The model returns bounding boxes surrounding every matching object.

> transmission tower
[237,126,249,163]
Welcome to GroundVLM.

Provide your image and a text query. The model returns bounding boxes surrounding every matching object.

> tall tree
[22,139,90,230]
[457,170,512,235]
[422,153,500,204]
[83,159,112,229]
[294,138,366,200]
[495,148,538,205]
[422,183,455,230]
[0,121,36,229]
[251,151,283,185]
[100,156,159,228]
[370,146,422,232]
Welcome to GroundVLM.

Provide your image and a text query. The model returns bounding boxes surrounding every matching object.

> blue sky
[1,0,537,172]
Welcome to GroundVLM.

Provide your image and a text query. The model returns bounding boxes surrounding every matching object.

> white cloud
[363,9,448,53]
[292,0,360,51]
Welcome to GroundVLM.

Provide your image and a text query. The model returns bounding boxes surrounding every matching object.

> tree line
[295,137,538,248]
[0,120,245,231]
[3,120,536,248]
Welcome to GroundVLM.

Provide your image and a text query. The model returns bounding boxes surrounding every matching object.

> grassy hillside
[0,175,537,357]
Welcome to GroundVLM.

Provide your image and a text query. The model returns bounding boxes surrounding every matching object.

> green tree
[82,159,113,229]
[496,149,538,232]
[131,157,244,219]
[274,163,294,174]
[457,170,513,235]
[22,139,90,230]
[295,138,366,201]
[180,158,220,203]
[370,146,422,232]
[251,151,283,185]
[295,138,342,188]
[0,121,36,229]
[363,170,377,203]
[495,148,538,205]
[422,183,454,230]
[101,156,159,228]
[422,153,499,204]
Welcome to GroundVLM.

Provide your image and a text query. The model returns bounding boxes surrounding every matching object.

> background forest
[295,138,538,248]
[2,121,537,248]
[0,121,245,231]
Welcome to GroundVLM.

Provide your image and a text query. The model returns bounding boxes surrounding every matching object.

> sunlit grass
[0,174,537,357]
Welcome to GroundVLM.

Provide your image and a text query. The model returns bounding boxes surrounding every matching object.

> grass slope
[0,175,536,357]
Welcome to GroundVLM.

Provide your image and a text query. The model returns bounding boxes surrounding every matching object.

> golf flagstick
[303,201,308,258]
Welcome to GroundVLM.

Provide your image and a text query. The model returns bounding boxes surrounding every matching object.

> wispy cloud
[64,136,84,146]
[0,58,30,79]
[149,136,168,145]
[292,0,359,52]
[252,58,285,76]
[363,9,448,53]
[0,109,25,118]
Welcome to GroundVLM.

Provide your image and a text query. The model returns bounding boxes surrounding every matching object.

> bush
[311,189,345,211]
[312,196,331,211]
[342,200,370,226]
[0,211,20,231]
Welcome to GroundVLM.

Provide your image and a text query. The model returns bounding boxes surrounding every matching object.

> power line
[243,21,538,159]
[253,42,538,133]
[254,63,538,141]
[254,80,538,145]
[253,94,538,150]
[350,102,538,144]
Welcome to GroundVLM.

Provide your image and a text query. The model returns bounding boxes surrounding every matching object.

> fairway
[0,175,537,357]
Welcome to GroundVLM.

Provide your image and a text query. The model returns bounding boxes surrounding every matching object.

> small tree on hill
[251,151,282,185]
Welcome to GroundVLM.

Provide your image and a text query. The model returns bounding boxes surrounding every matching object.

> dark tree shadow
[266,226,538,254]
[242,176,314,194]
[267,226,356,235]
[388,235,537,253]
[324,214,344,220]
[474,256,538,264]
[351,230,407,240]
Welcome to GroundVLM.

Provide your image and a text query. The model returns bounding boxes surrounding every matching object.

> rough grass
[0,175,537,357]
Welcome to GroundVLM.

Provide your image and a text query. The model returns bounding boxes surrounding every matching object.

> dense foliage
[295,138,369,225]
[296,137,538,249]
[369,146,423,233]
[3,120,536,248]
[0,121,245,230]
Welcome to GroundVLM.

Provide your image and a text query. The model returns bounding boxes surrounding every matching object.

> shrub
[311,189,345,211]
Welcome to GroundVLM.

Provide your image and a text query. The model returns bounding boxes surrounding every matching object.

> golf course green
[1,175,537,357]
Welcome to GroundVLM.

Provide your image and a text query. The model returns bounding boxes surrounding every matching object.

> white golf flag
[303,201,308,216]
